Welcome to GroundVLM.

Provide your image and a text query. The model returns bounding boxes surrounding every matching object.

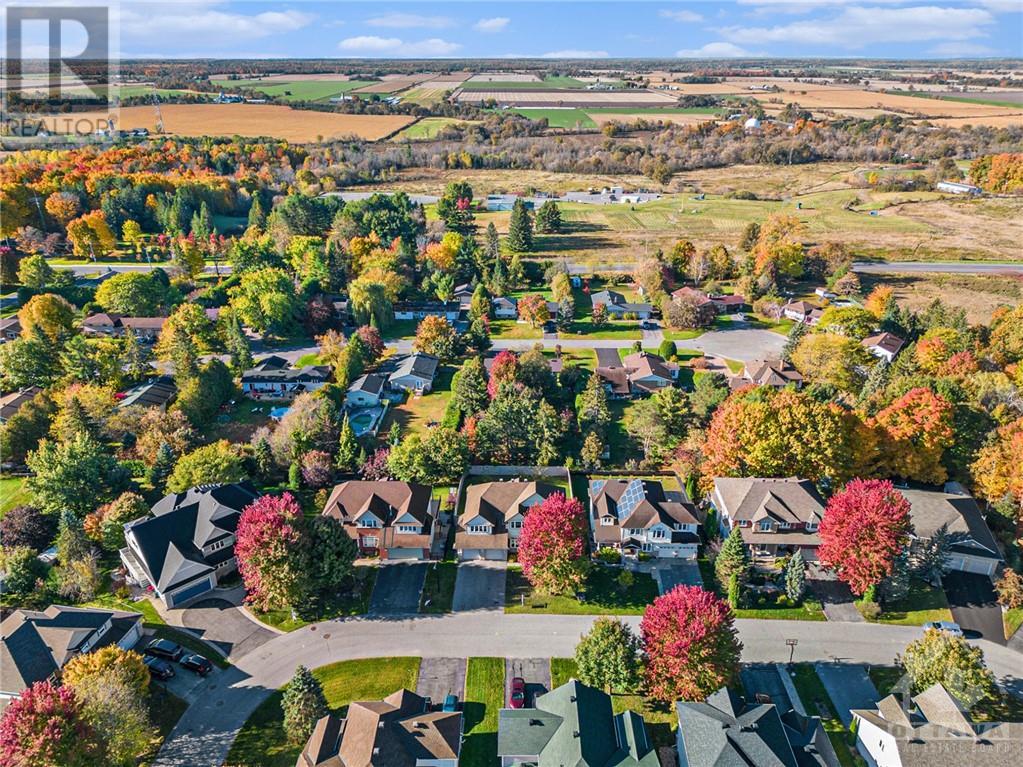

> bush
[856,599,882,620]
[595,547,622,564]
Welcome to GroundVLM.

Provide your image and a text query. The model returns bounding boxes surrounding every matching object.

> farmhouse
[498,680,659,767]
[594,349,677,397]
[240,355,330,399]
[455,481,558,560]
[386,353,439,393]
[589,478,700,559]
[0,605,144,704]
[740,359,804,389]
[852,684,1021,767]
[393,301,461,321]
[590,289,654,319]
[119,482,261,608]
[782,301,823,325]
[0,386,42,424]
[711,477,825,562]
[862,332,905,363]
[297,689,462,767]
[677,687,838,767]
[899,485,1002,576]
[346,373,386,409]
[321,480,439,560]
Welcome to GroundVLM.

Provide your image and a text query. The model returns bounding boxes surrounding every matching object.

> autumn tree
[235,493,309,612]
[872,387,954,484]
[818,479,911,596]
[0,505,55,552]
[753,214,805,279]
[95,272,167,316]
[517,293,550,328]
[16,254,54,288]
[45,191,82,226]
[791,332,873,392]
[413,315,459,359]
[640,586,742,702]
[487,350,518,398]
[518,493,588,595]
[971,417,1023,524]
[166,440,246,492]
[18,293,76,342]
[436,181,475,234]
[0,682,106,767]
[899,630,995,708]
[66,210,116,258]
[574,617,642,694]
[228,267,299,336]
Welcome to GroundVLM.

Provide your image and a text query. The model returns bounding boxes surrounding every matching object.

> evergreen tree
[534,199,563,234]
[506,199,534,253]
[469,284,491,321]
[248,194,267,231]
[282,665,328,745]
[782,321,809,363]
[453,357,489,417]
[336,415,359,471]
[288,461,301,490]
[465,316,491,353]
[191,200,213,242]
[484,221,500,263]
[508,253,525,287]
[580,430,604,470]
[147,442,176,491]
[785,549,806,603]
[858,358,891,407]
[715,526,749,586]
[55,397,98,442]
[121,328,152,382]
[56,509,91,565]
[253,437,274,480]
[224,313,254,375]
[578,372,611,431]
[727,571,741,609]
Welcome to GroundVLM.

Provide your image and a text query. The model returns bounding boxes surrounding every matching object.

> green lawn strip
[1005,607,1023,640]
[490,319,542,339]
[661,328,703,341]
[583,107,719,115]
[559,321,642,340]
[788,665,860,767]
[462,657,505,767]
[695,558,825,621]
[0,477,31,516]
[607,399,642,465]
[421,561,458,614]
[227,657,421,767]
[505,564,658,615]
[294,352,322,366]
[380,319,420,340]
[871,579,952,626]
[253,566,377,632]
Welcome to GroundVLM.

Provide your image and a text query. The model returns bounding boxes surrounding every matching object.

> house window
[778,522,790,529]
[651,529,666,540]
[805,522,818,532]
[361,519,378,528]
[509,521,521,529]
[362,536,379,548]
[758,521,771,531]
[468,525,490,534]
[601,517,615,526]
[397,525,419,534]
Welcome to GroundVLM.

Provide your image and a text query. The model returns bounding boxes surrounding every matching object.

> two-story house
[322,481,438,560]
[594,349,678,398]
[119,482,261,608]
[0,605,143,705]
[589,478,700,559]
[241,355,331,399]
[297,689,462,767]
[455,481,558,560]
[782,301,823,325]
[710,477,825,562]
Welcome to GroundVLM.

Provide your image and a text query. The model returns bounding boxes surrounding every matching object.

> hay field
[456,90,678,106]
[54,104,413,142]
[860,272,1022,323]
[353,75,432,94]
[468,73,541,83]
[587,111,715,126]
[393,117,479,140]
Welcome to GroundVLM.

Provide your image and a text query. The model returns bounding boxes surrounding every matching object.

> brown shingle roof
[862,332,905,355]
[744,359,803,388]
[713,477,824,526]
[322,481,436,540]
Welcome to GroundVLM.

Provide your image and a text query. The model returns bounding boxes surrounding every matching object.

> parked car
[442,694,459,712]
[180,653,214,676]
[509,677,526,709]
[924,621,963,637]
[543,320,557,334]
[145,638,184,661]
[640,320,657,330]
[144,655,175,680]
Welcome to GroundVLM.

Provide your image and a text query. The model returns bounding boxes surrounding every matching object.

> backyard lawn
[0,477,31,516]
[227,657,421,767]
[461,657,505,767]
[505,564,658,615]
[382,367,455,439]
[870,579,953,625]
[252,565,377,631]
[606,399,643,465]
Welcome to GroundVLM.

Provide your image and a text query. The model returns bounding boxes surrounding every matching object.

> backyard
[381,366,455,439]
[505,563,658,615]
[0,477,31,516]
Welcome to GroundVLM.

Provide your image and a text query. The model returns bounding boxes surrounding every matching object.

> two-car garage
[458,548,508,561]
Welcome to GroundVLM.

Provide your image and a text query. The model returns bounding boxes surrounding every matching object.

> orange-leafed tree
[971,417,1023,526]
[872,387,954,484]
[517,293,550,328]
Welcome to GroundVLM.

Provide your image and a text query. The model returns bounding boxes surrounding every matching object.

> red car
[509,677,527,709]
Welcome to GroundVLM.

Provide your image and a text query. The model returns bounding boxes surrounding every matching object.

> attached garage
[459,548,508,561]
[386,548,424,560]
[164,577,214,608]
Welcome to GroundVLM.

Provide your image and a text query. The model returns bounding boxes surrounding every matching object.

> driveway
[809,572,864,623]
[740,664,792,711]
[369,563,428,616]
[452,561,507,612]
[815,663,880,727]
[652,561,702,595]
[179,599,276,661]
[943,571,1005,644]
[506,658,551,708]
[416,658,466,707]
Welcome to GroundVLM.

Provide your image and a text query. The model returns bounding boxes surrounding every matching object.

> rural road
[153,612,1023,767]
[852,261,1023,274]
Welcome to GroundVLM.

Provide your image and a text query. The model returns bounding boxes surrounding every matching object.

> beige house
[741,359,804,389]
[711,477,825,561]
[455,481,558,560]
[322,481,438,560]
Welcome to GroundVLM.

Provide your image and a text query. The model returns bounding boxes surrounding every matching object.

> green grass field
[889,90,1023,109]
[509,108,597,128]
[395,117,478,140]
[461,77,585,90]
[227,657,421,767]
[210,78,377,102]
[584,107,720,115]
[0,477,31,517]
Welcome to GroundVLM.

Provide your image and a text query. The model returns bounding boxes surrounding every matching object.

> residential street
[152,613,1023,767]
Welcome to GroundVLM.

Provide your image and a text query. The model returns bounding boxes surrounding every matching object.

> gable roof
[388,353,439,383]
[242,357,330,384]
[323,481,435,530]
[862,332,904,355]
[590,479,699,544]
[590,290,654,313]
[0,386,42,422]
[0,605,142,695]
[898,487,1002,560]
[744,359,803,388]
[499,679,659,767]
[460,481,558,529]
[124,483,260,593]
[783,300,819,315]
[713,478,825,526]
[118,376,177,409]
[298,689,461,767]
[349,373,386,396]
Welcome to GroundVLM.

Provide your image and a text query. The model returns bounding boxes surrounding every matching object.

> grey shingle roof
[897,488,1001,561]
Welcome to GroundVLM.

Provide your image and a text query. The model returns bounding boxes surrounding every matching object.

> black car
[144,655,175,681]
[180,653,214,676]
[145,638,184,662]
[543,320,557,334]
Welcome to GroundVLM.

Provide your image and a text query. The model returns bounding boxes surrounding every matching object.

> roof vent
[573,730,580,738]
[570,696,577,703]
[529,719,544,727]
[415,722,428,729]
[373,748,380,755]
[378,722,385,729]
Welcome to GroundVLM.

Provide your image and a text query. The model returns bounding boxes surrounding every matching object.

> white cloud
[337,35,460,57]
[366,12,453,29]
[474,17,510,33]
[117,3,313,42]
[660,9,704,23]
[540,49,610,58]
[930,41,996,56]
[719,5,995,48]
[677,41,752,57]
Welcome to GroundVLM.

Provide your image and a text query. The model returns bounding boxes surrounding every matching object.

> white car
[923,621,963,637]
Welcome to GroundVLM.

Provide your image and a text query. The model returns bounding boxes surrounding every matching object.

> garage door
[387,548,422,560]
[954,557,995,576]
[461,549,507,561]
[166,577,214,607]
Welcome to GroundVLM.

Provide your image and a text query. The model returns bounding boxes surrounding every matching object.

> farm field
[860,272,1023,323]
[51,104,414,142]
[393,117,479,140]
[456,89,678,107]
[220,79,377,102]
[459,76,585,90]
[509,108,596,128]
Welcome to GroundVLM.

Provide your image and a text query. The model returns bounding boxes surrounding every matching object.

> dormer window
[778,522,790,529]
[758,521,771,531]
[601,517,615,526]
[361,519,378,528]
[397,525,419,534]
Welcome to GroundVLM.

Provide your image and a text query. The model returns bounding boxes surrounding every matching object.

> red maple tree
[818,478,911,596]
[235,493,306,611]
[640,585,742,702]
[518,493,587,595]
[0,681,105,767]
[487,350,518,398]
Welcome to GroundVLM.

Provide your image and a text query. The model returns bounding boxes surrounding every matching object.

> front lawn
[696,559,826,621]
[661,328,703,341]
[380,319,419,341]
[788,665,860,767]
[227,657,421,767]
[421,561,458,614]
[1005,608,1023,640]
[505,564,658,615]
[489,320,542,340]
[462,657,505,767]
[871,579,953,625]
[252,566,377,632]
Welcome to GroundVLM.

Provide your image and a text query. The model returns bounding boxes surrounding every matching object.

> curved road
[152,612,1022,767]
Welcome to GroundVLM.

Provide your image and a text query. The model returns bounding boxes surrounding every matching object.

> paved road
[58,263,233,276]
[153,613,1023,767]
[852,261,1023,275]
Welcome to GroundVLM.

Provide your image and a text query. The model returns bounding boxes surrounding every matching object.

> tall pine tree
[336,415,359,471]
[147,442,176,491]
[506,199,533,253]
[715,526,749,586]
[282,665,328,745]
[785,549,806,603]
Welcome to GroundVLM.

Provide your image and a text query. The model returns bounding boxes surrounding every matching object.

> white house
[492,296,518,319]
[590,289,654,319]
[386,353,439,393]
[936,180,982,195]
[588,478,700,559]
[862,332,905,363]
[393,301,461,321]
[240,356,330,400]
[782,300,823,325]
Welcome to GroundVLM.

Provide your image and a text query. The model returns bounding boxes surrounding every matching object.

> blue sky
[110,1,1023,59]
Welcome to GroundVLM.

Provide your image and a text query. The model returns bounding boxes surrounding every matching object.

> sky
[9,1,1023,60]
